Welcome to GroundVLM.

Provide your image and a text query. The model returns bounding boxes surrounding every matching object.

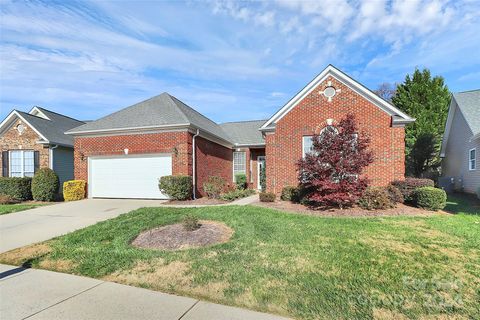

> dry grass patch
[373,308,409,320]
[0,243,51,266]
[38,259,77,272]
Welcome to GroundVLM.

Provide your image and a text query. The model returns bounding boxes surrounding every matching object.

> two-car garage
[88,154,172,199]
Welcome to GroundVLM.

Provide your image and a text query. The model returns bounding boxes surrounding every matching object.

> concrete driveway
[0,199,167,253]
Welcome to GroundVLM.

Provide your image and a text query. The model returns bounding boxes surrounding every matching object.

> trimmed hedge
[414,187,447,211]
[63,180,86,201]
[259,192,276,202]
[0,177,32,201]
[203,176,226,199]
[281,186,298,201]
[32,168,59,201]
[220,188,255,202]
[159,175,192,200]
[234,173,247,190]
[358,187,394,210]
[391,178,434,202]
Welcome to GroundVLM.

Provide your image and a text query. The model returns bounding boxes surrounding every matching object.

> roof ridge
[455,89,480,94]
[220,119,267,124]
[34,106,84,123]
[17,110,50,121]
[163,93,191,124]
[168,93,221,127]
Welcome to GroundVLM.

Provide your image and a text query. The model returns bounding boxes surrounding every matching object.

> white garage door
[89,154,172,199]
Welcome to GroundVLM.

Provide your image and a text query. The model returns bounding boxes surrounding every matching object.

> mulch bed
[131,220,234,250]
[163,198,228,205]
[253,200,445,217]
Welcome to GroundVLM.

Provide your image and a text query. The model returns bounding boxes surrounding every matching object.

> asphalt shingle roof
[67,93,232,142]
[219,120,266,145]
[453,90,480,135]
[67,93,266,145]
[18,108,84,146]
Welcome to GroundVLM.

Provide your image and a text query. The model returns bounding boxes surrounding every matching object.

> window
[9,150,35,177]
[233,151,246,180]
[302,136,314,158]
[469,148,476,170]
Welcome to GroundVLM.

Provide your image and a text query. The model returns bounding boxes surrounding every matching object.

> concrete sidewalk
[0,264,290,320]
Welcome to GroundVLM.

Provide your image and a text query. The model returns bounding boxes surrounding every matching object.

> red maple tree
[297,114,374,208]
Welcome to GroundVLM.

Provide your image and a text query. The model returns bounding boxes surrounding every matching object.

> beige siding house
[440,90,480,194]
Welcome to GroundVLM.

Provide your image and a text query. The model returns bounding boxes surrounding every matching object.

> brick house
[0,107,85,188]
[67,65,414,199]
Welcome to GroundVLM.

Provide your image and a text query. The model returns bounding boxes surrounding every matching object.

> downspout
[49,144,59,169]
[192,129,200,199]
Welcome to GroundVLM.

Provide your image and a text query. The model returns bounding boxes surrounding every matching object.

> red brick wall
[74,131,192,191]
[266,75,405,193]
[195,136,232,197]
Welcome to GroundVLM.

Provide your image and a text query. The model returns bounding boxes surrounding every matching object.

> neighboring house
[440,89,480,194]
[0,107,85,190]
[67,65,415,199]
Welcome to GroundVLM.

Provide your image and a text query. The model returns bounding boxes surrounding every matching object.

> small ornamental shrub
[259,192,276,202]
[203,176,226,199]
[386,185,404,204]
[281,186,298,201]
[358,187,394,210]
[31,168,59,202]
[159,175,192,200]
[414,187,447,211]
[391,178,434,202]
[220,188,255,201]
[182,214,200,231]
[234,173,247,190]
[0,177,32,201]
[63,180,86,201]
[297,114,374,208]
[0,194,15,204]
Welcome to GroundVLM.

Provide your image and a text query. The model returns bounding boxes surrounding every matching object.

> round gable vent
[323,86,336,98]
[17,124,25,134]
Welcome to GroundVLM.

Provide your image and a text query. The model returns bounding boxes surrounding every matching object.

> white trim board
[29,106,51,120]
[0,110,50,143]
[261,65,415,130]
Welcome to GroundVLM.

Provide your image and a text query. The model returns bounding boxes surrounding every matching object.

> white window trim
[233,151,246,181]
[9,150,35,177]
[469,148,476,171]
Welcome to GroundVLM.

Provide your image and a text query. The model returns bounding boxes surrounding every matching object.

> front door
[257,156,266,190]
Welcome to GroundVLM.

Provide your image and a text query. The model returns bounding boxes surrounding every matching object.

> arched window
[302,126,338,157]
[319,125,338,141]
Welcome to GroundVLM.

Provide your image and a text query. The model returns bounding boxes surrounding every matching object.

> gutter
[49,144,59,169]
[192,129,200,199]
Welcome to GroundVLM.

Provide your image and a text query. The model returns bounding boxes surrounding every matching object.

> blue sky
[1,0,479,123]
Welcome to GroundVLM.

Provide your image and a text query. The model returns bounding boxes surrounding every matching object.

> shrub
[358,187,394,210]
[182,214,200,231]
[297,114,374,208]
[31,168,59,202]
[234,173,247,190]
[281,186,298,201]
[391,178,435,202]
[159,175,192,200]
[203,176,226,199]
[413,187,447,211]
[63,180,86,201]
[0,177,32,201]
[220,188,255,201]
[386,185,404,204]
[0,194,15,204]
[259,192,276,202]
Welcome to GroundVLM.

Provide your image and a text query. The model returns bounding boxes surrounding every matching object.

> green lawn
[0,196,478,319]
[0,203,47,215]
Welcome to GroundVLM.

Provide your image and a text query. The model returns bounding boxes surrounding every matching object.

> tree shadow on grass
[444,192,480,215]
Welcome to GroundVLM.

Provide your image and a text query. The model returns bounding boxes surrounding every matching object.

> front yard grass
[0,196,478,319]
[0,203,48,215]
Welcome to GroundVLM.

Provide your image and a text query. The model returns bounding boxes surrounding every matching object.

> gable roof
[440,89,480,156]
[0,107,84,147]
[261,64,415,130]
[66,93,232,143]
[219,120,267,146]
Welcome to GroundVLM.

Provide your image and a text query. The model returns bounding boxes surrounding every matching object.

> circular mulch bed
[131,220,233,251]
